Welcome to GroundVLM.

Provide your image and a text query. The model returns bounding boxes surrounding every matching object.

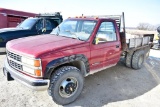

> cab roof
[67,14,122,31]
[67,17,116,21]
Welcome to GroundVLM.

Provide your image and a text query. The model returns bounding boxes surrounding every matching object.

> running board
[85,63,117,77]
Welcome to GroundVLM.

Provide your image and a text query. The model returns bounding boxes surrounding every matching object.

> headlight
[21,57,41,67]
[21,57,42,77]
[23,66,35,75]
[23,66,42,76]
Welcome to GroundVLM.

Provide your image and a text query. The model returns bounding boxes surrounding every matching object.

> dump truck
[152,26,160,49]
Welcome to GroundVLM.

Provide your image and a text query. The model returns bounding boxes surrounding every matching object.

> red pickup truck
[3,12,150,105]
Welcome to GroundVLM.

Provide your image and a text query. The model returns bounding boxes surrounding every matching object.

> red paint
[89,19,121,72]
[0,8,36,28]
[7,18,122,77]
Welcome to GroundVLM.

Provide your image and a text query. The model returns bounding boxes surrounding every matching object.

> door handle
[116,45,120,48]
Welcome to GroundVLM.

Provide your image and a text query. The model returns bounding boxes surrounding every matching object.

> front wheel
[48,66,84,105]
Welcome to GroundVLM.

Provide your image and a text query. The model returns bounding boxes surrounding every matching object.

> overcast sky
[1,0,160,27]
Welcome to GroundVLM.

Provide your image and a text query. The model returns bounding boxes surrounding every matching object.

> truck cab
[3,13,150,105]
[0,12,63,53]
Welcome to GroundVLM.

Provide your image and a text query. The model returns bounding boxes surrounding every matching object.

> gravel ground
[0,49,160,107]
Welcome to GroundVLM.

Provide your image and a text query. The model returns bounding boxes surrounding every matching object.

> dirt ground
[0,49,160,107]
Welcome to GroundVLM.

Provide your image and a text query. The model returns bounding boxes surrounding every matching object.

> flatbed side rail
[128,36,150,48]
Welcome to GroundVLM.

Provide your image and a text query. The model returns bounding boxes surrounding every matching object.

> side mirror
[42,28,46,32]
[95,37,100,45]
[94,37,107,44]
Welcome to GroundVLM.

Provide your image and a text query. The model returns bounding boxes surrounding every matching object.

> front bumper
[3,59,50,91]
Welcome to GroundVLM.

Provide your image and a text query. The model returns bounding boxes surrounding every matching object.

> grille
[9,60,23,71]
[7,51,23,71]
[7,51,21,62]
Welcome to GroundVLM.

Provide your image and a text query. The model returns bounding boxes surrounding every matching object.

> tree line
[137,23,160,31]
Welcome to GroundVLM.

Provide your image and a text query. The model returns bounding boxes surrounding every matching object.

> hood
[0,27,25,33]
[6,34,86,57]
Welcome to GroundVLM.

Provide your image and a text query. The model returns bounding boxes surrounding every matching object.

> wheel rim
[59,77,78,98]
[138,55,144,66]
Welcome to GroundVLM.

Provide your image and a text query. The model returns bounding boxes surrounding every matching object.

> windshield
[17,18,38,29]
[51,20,97,41]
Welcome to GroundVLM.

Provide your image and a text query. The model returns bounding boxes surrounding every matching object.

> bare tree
[137,23,156,31]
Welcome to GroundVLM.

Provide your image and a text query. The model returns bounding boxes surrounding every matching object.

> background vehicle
[3,12,150,105]
[0,7,36,28]
[152,26,160,49]
[0,12,63,52]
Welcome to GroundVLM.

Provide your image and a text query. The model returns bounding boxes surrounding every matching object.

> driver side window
[96,21,117,43]
[36,20,43,30]
[45,20,53,30]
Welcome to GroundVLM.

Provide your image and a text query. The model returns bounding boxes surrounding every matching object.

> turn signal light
[94,17,99,19]
[35,69,41,76]
[34,60,41,67]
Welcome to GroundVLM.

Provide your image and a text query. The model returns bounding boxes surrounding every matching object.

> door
[90,21,121,72]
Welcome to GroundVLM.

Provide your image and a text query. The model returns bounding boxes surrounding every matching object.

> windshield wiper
[65,30,82,41]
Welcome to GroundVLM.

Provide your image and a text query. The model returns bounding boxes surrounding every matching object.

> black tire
[125,51,134,68]
[48,66,84,105]
[132,50,145,70]
[144,46,150,59]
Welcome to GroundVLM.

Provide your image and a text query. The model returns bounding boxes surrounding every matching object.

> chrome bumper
[3,59,50,91]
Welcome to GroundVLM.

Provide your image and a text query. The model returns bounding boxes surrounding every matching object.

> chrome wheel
[59,77,78,98]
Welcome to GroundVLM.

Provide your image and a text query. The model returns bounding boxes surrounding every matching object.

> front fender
[43,54,90,79]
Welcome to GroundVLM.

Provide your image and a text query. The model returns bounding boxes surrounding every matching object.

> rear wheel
[132,50,145,70]
[125,51,134,68]
[48,66,84,105]
[144,46,150,59]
